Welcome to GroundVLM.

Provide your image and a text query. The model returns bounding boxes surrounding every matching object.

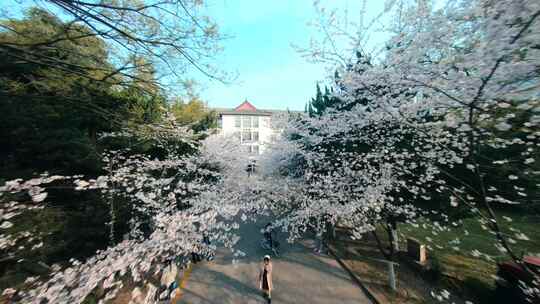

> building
[217,100,278,155]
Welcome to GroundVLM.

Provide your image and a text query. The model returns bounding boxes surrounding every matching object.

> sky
[4,0,389,112]
[197,0,388,111]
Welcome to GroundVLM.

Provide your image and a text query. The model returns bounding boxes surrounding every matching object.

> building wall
[221,114,237,136]
[220,114,274,155]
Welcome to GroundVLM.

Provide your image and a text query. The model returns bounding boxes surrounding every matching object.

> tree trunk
[325,221,335,242]
[388,219,399,253]
[371,230,392,260]
[108,158,116,245]
[384,224,395,258]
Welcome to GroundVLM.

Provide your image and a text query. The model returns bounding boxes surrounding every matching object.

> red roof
[235,100,257,111]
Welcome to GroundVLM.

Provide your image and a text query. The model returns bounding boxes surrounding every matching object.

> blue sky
[5,0,389,111]
[198,0,388,111]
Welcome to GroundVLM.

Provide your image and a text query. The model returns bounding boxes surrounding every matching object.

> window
[243,116,251,128]
[252,116,259,128]
[261,117,269,127]
[235,116,241,127]
[242,131,252,142]
[252,131,259,141]
[252,145,259,154]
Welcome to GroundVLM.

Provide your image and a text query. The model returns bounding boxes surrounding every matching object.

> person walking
[263,223,273,249]
[257,255,273,303]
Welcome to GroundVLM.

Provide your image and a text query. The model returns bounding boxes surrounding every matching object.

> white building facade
[217,101,276,155]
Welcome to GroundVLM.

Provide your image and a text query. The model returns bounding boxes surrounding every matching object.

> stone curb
[327,245,382,304]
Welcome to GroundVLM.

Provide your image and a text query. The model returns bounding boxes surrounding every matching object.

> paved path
[176,220,372,304]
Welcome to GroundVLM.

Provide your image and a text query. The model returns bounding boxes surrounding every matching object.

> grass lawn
[399,209,540,303]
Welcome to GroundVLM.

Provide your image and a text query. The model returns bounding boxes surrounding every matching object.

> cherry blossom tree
[326,0,540,267]
[1,0,539,302]
[264,0,539,299]
[0,116,252,302]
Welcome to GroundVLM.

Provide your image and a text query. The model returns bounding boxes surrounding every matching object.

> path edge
[327,245,381,304]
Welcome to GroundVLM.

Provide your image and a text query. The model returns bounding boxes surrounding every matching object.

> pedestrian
[191,244,202,263]
[257,255,273,303]
[202,231,214,261]
[263,223,273,248]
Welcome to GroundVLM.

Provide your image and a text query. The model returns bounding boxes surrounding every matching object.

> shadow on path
[178,218,372,304]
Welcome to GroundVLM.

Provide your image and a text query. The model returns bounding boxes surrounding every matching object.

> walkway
[176,219,372,304]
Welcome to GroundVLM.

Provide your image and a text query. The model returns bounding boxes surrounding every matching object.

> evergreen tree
[308,101,315,117]
[0,8,131,177]
[309,83,340,116]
